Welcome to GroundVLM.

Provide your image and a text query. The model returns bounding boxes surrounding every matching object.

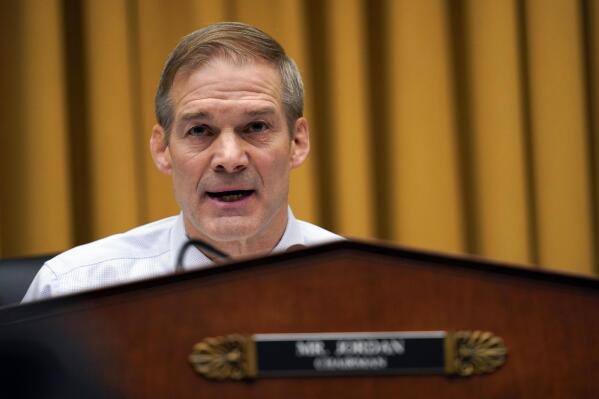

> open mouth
[206,190,255,203]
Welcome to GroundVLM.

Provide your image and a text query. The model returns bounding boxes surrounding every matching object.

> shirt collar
[272,207,306,253]
[169,207,305,271]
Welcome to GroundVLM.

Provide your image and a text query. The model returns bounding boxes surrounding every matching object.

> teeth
[208,190,254,202]
[220,193,245,202]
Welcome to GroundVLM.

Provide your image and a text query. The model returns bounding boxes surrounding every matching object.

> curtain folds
[1,0,598,275]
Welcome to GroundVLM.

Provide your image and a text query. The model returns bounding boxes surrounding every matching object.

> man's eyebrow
[245,107,276,117]
[180,111,211,122]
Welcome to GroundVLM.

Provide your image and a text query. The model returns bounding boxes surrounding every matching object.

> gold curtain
[1,0,598,276]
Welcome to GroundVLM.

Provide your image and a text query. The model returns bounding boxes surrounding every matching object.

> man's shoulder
[46,215,178,277]
[296,219,344,245]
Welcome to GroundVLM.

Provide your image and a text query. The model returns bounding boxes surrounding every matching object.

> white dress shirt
[22,208,341,302]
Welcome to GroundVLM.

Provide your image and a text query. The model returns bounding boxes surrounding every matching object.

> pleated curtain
[1,0,598,276]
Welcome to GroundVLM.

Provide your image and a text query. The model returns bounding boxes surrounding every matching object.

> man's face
[151,58,309,252]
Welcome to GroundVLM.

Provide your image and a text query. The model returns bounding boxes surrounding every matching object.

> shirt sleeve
[21,264,58,303]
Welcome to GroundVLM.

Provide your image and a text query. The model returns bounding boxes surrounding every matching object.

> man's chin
[200,216,260,243]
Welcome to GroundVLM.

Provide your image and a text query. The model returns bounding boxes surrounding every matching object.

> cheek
[171,157,207,193]
[261,153,292,188]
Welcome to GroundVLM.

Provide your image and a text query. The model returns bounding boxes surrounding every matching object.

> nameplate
[255,331,444,376]
[189,330,506,380]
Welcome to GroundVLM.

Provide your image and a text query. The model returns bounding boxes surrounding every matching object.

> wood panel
[2,241,598,397]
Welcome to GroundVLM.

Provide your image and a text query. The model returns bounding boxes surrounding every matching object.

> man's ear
[150,124,172,175]
[290,117,310,169]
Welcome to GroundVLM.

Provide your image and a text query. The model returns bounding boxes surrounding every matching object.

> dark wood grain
[2,241,598,398]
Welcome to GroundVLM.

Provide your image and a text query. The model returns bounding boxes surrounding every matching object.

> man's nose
[210,131,248,173]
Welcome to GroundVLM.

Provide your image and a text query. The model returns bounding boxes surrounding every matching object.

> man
[23,22,341,302]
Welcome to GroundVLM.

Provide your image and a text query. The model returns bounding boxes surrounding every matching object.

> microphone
[175,239,229,272]
[286,244,307,252]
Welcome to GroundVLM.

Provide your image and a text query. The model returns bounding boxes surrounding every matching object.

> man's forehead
[170,58,284,118]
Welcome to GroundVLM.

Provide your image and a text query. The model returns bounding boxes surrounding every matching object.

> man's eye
[187,125,210,136]
[245,121,269,133]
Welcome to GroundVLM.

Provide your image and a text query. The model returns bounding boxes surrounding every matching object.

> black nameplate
[189,330,507,380]
[253,331,446,377]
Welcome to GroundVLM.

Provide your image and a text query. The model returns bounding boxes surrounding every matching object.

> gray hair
[155,22,304,140]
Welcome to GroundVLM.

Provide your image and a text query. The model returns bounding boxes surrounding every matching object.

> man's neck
[184,209,289,261]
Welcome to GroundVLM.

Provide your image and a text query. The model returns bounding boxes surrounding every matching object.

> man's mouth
[206,190,255,202]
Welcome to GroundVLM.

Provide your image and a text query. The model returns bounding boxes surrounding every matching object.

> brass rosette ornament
[188,334,257,380]
[445,330,507,376]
